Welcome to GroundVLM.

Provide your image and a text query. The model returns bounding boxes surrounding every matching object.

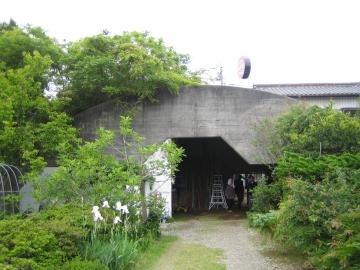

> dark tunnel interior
[172,137,270,211]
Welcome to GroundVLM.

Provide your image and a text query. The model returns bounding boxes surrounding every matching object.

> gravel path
[161,211,307,270]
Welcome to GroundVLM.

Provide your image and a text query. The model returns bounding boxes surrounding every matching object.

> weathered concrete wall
[75,85,296,164]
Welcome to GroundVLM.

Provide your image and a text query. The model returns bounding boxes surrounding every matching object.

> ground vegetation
[250,105,360,269]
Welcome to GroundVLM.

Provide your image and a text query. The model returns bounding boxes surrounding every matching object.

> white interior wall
[144,139,173,218]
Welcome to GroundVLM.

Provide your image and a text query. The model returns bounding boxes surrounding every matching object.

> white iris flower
[113,216,121,224]
[102,200,110,208]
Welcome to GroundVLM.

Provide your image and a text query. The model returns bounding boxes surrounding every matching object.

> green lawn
[133,236,178,270]
[173,243,225,270]
[134,235,226,270]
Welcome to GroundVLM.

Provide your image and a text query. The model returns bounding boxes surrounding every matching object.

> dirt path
[161,211,307,270]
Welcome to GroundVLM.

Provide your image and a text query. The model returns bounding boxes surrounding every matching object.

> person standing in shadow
[225,178,235,212]
[234,174,245,210]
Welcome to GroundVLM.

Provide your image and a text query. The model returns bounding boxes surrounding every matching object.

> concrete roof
[254,82,360,97]
[75,85,296,164]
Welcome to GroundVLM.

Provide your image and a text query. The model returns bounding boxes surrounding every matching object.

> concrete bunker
[74,85,297,216]
[172,137,269,212]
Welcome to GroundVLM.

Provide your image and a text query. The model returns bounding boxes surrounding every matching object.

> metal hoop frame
[0,164,23,215]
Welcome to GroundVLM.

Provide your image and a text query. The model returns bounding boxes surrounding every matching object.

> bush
[251,178,283,213]
[0,218,67,269]
[274,170,360,268]
[252,104,360,269]
[0,264,17,270]
[312,208,360,270]
[62,258,109,270]
[32,204,92,258]
[0,205,88,269]
[144,193,166,238]
[248,211,277,233]
[274,152,360,183]
[0,201,164,269]
[31,127,142,206]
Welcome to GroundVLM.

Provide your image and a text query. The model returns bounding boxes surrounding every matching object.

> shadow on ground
[171,209,247,222]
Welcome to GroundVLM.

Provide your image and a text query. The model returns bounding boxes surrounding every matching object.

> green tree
[0,19,17,32]
[0,21,63,79]
[0,51,78,172]
[31,116,184,206]
[0,21,78,172]
[59,32,200,113]
[254,104,360,163]
[277,105,360,154]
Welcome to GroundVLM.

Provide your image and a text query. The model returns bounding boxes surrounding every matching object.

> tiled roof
[254,82,360,97]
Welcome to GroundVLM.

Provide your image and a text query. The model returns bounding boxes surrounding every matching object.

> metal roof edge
[289,93,360,98]
[254,82,360,88]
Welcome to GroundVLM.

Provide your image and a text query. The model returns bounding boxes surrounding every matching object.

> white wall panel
[295,96,359,110]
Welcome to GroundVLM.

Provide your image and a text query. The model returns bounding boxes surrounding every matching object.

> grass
[133,235,226,270]
[173,243,226,270]
[133,235,178,270]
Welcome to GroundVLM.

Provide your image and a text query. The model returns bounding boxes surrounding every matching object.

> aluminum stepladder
[209,174,228,210]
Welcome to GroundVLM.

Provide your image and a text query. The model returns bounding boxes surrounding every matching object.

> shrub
[31,127,141,206]
[312,208,360,270]
[252,104,360,269]
[61,258,109,270]
[251,178,283,213]
[0,205,88,269]
[274,152,360,183]
[248,211,277,233]
[0,264,17,270]
[32,204,91,258]
[30,116,183,214]
[144,193,166,238]
[274,170,360,268]
[0,217,68,269]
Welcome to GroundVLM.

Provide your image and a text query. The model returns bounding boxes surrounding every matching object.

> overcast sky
[1,0,360,87]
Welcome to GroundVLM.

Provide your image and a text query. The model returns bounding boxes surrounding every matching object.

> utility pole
[206,66,224,85]
[219,67,224,86]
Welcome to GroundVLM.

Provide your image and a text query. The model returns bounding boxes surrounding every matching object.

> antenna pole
[219,67,223,86]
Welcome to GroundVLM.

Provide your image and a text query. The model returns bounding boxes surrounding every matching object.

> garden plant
[250,104,360,269]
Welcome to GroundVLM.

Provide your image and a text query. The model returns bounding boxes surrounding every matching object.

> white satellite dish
[237,56,251,79]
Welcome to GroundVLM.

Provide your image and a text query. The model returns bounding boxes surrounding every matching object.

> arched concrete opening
[74,85,297,216]
[172,137,269,212]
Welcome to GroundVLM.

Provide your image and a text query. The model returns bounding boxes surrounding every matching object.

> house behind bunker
[75,85,297,215]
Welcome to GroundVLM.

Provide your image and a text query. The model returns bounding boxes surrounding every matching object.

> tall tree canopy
[276,105,360,154]
[0,22,200,171]
[0,21,63,84]
[0,22,78,172]
[254,104,360,163]
[59,32,200,113]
